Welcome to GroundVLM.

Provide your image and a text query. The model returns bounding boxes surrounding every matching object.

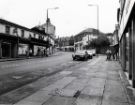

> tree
[90,35,110,48]
[90,35,110,53]
[69,36,74,46]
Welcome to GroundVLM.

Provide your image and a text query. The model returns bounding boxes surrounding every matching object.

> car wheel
[90,56,92,59]
[84,57,87,61]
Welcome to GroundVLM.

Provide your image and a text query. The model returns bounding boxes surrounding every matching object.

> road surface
[0,52,74,75]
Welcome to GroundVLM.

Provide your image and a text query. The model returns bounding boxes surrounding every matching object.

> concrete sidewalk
[14,56,135,105]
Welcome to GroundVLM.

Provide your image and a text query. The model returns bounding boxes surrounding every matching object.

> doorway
[2,42,11,58]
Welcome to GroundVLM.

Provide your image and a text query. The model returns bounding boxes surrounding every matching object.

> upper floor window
[29,34,32,39]
[5,26,10,34]
[39,35,42,40]
[33,34,36,38]
[42,36,44,40]
[13,27,18,36]
[21,30,24,38]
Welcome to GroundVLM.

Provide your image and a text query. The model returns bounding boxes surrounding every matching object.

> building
[106,33,114,45]
[113,24,119,45]
[118,0,135,88]
[0,18,51,58]
[34,18,56,54]
[74,28,100,51]
[56,36,74,52]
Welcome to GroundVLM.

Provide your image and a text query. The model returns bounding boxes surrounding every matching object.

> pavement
[4,55,135,105]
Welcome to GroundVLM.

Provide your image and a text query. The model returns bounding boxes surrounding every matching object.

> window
[39,35,42,40]
[42,36,44,40]
[5,26,10,34]
[13,27,18,36]
[21,30,24,38]
[29,34,32,39]
[33,34,36,38]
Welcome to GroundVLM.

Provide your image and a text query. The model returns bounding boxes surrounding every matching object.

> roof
[0,18,49,36]
[75,28,103,37]
[0,18,31,32]
[31,27,46,35]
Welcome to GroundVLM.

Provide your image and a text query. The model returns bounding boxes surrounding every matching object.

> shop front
[119,1,135,88]
[0,34,18,58]
[1,42,11,58]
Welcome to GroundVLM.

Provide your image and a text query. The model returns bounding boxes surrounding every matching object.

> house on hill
[74,28,103,51]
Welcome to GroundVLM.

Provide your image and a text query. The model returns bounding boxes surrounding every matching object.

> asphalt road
[0,52,74,75]
[0,54,132,105]
[0,51,91,103]
[0,55,131,105]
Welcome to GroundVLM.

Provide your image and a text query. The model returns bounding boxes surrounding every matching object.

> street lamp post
[46,7,59,55]
[46,7,59,34]
[88,4,99,36]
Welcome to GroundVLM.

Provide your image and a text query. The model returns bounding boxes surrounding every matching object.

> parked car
[91,49,96,56]
[72,50,89,61]
[87,49,96,56]
[87,50,93,59]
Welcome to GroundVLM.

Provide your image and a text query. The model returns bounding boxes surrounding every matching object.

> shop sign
[119,0,135,39]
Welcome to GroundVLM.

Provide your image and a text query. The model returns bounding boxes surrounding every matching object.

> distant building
[33,18,56,54]
[74,28,100,51]
[56,36,74,52]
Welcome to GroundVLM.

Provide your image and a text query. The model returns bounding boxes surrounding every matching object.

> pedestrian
[106,48,111,61]
[29,49,32,57]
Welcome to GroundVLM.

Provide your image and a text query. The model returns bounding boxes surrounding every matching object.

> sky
[0,0,119,37]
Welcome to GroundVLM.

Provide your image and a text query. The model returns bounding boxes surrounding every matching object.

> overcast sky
[0,0,119,37]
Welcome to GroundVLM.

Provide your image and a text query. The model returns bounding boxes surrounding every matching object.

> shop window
[5,26,10,34]
[126,33,129,71]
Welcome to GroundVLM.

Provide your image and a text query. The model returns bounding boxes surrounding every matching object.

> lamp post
[46,7,59,55]
[46,7,59,34]
[88,4,99,36]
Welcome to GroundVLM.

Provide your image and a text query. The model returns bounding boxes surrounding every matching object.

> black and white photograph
[0,0,135,105]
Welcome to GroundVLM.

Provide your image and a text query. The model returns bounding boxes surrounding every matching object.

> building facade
[0,19,52,58]
[35,18,56,54]
[56,36,74,52]
[74,28,99,51]
[113,24,119,45]
[118,0,135,88]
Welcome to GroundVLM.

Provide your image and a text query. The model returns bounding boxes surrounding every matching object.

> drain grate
[73,90,81,98]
